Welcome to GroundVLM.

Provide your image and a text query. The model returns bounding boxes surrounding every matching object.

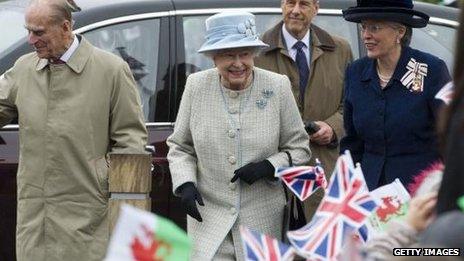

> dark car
[0,0,459,259]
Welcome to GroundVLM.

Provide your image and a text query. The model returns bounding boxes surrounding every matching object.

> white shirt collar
[282,24,310,50]
[282,24,310,63]
[59,35,79,62]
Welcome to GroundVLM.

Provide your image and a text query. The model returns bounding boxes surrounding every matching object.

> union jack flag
[435,81,454,105]
[240,226,296,261]
[287,152,379,260]
[276,159,327,201]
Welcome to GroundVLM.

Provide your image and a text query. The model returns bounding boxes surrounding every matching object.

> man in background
[255,0,352,219]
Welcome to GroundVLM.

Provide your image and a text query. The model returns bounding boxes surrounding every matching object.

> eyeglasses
[359,24,386,34]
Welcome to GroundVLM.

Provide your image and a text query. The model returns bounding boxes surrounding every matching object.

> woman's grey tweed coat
[167,67,311,260]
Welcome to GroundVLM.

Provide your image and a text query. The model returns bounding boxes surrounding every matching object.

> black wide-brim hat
[343,0,430,28]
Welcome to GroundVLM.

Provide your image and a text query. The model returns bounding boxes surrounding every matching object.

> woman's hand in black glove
[176,182,204,222]
[231,160,275,185]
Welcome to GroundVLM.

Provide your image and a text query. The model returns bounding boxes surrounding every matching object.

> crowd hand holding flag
[404,192,437,232]
[231,160,275,185]
[176,182,204,222]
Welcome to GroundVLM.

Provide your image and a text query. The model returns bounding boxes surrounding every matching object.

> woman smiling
[166,11,311,260]
[340,0,451,190]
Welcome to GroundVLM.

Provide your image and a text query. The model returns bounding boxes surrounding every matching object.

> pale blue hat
[198,11,269,53]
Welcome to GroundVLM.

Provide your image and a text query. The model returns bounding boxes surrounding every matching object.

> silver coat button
[230,207,236,215]
[228,108,238,114]
[228,156,236,164]
[229,92,239,98]
[229,182,236,190]
[228,130,236,138]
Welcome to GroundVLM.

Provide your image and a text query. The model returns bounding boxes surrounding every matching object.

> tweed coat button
[228,108,238,114]
[230,207,236,215]
[229,182,236,190]
[228,130,236,138]
[229,91,239,98]
[228,156,236,164]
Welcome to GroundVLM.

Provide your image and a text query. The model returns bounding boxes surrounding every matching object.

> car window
[0,8,27,58]
[183,13,359,77]
[83,19,161,122]
[312,15,359,59]
[410,24,456,71]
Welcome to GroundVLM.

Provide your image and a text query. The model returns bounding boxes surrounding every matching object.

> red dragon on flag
[131,224,172,261]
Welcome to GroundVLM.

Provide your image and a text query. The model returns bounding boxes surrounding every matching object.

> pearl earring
[396,38,400,44]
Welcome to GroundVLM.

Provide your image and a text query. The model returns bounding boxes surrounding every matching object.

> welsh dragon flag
[362,178,411,240]
[105,204,191,261]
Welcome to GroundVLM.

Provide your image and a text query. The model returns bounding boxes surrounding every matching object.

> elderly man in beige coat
[0,0,147,260]
[255,0,352,220]
[167,11,311,260]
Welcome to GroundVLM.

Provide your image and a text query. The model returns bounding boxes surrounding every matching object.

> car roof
[2,0,459,22]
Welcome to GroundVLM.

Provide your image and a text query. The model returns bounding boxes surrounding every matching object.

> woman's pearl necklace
[377,66,392,83]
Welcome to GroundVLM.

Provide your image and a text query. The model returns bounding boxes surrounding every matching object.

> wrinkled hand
[405,192,437,232]
[310,121,334,145]
[177,182,204,222]
[231,160,275,185]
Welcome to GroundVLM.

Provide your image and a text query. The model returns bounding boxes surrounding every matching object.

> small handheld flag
[105,204,191,261]
[240,226,296,261]
[276,159,327,201]
[287,152,379,260]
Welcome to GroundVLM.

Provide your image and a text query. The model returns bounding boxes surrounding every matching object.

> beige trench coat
[0,36,147,261]
[255,22,352,218]
[167,68,311,260]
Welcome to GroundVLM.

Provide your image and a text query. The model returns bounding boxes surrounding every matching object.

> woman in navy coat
[340,0,451,190]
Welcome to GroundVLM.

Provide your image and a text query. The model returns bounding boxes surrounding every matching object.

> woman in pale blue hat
[167,11,311,260]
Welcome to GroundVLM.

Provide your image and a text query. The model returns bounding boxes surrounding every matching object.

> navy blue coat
[340,47,451,190]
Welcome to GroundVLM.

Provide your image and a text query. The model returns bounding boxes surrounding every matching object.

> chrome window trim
[173,7,282,15]
[145,122,175,128]
[1,125,19,130]
[173,8,342,16]
[73,11,170,34]
[2,122,174,130]
[72,8,458,36]
[429,17,459,28]
[73,8,346,35]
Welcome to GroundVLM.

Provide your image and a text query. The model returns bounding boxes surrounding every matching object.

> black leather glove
[231,160,275,185]
[176,182,204,222]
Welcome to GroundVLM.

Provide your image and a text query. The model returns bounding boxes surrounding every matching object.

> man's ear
[313,1,320,15]
[62,20,72,33]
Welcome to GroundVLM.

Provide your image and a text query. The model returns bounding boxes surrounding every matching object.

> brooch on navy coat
[400,58,428,93]
[256,89,274,109]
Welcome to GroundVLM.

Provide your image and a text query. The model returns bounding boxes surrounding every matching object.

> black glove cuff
[176,182,195,195]
[262,160,276,178]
